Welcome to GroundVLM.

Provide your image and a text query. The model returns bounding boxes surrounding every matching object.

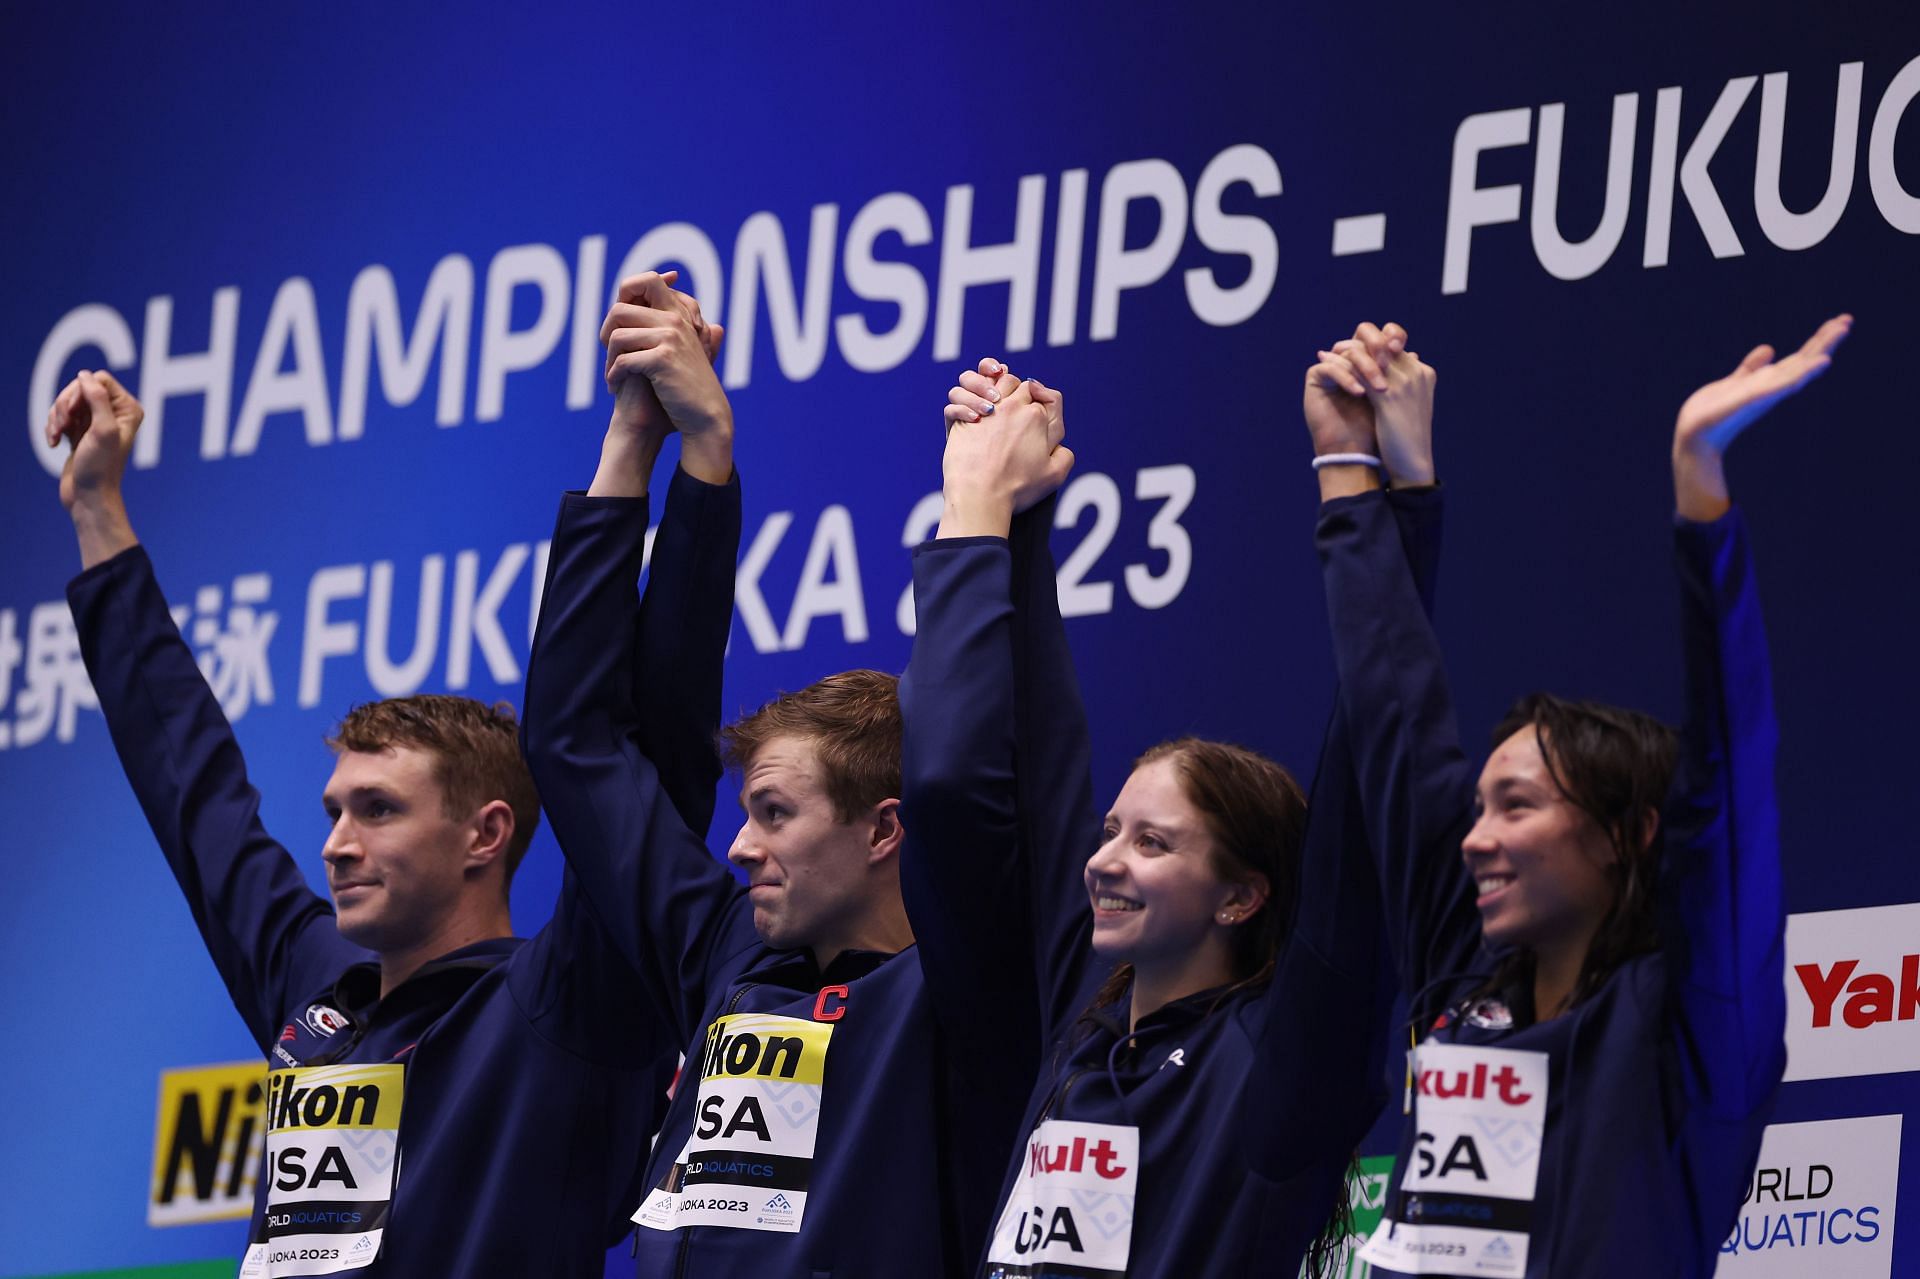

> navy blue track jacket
[66,470,739,1277]
[1319,491,1785,1277]
[520,475,1038,1279]
[900,489,1444,1277]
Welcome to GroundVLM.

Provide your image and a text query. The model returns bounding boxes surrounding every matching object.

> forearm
[69,492,139,571]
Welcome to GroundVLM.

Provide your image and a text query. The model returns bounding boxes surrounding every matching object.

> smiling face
[727,734,893,956]
[1463,727,1620,955]
[321,745,482,954]
[1084,758,1263,974]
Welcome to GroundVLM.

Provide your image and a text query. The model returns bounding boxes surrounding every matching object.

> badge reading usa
[984,1120,1139,1278]
[636,1012,834,1234]
[238,1063,404,1277]
[1358,1042,1548,1277]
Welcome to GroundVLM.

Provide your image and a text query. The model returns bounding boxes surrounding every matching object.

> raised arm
[901,372,1073,1049]
[1245,326,1447,1176]
[602,271,735,837]
[520,275,754,1045]
[1661,315,1847,1116]
[1309,327,1483,1020]
[52,371,362,1046]
[946,360,1104,1036]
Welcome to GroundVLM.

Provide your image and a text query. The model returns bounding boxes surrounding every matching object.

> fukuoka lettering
[1443,53,1920,293]
[1795,954,1920,1028]
[28,143,1281,479]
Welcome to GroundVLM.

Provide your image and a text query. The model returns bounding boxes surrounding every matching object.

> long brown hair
[1479,692,1678,1014]
[1084,735,1308,1015]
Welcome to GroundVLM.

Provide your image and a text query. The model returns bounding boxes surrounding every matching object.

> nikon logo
[700,1027,805,1081]
[265,1073,383,1131]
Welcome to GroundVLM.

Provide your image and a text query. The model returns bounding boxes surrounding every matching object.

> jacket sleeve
[520,483,756,1047]
[1660,508,1786,1119]
[899,535,1042,1058]
[1005,496,1104,1040]
[1244,487,1444,1175]
[630,466,736,839]
[1316,488,1483,1025]
[67,546,365,1050]
[512,468,746,1061]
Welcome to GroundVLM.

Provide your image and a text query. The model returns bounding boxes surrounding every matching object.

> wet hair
[326,695,541,886]
[719,670,902,823]
[1482,691,1678,1012]
[1086,735,1309,1013]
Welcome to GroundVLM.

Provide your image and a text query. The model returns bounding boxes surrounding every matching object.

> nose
[726,820,761,870]
[1461,810,1497,862]
[322,815,358,867]
[1085,832,1124,881]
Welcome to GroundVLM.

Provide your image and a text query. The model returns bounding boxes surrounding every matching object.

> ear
[1636,805,1660,853]
[1216,872,1271,927]
[463,799,517,878]
[863,797,904,866]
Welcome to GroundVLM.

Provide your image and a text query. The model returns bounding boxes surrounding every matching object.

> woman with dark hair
[899,336,1436,1277]
[1312,315,1851,1277]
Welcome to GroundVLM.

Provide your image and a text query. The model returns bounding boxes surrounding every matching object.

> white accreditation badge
[1358,1041,1548,1277]
[635,1012,834,1235]
[983,1120,1139,1278]
[237,1063,404,1277]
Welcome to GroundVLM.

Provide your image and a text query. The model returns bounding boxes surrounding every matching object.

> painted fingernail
[980,403,994,415]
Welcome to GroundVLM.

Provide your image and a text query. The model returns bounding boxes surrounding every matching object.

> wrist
[1671,447,1730,522]
[70,492,138,570]
[678,413,735,486]
[935,485,1014,539]
[588,426,665,499]
[1316,464,1381,502]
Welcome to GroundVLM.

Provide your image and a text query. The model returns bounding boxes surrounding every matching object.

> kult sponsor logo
[1415,1061,1533,1106]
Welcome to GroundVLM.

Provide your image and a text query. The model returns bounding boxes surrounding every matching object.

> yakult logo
[1029,1134,1129,1180]
[1784,902,1920,1081]
[1416,1061,1534,1106]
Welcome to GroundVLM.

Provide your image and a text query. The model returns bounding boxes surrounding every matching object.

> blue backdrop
[2,4,1915,1275]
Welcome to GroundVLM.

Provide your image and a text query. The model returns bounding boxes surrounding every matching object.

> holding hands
[938,358,1073,539]
[1670,314,1851,521]
[593,270,733,493]
[1304,321,1437,500]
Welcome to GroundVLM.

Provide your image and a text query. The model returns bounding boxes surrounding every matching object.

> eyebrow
[322,785,396,809]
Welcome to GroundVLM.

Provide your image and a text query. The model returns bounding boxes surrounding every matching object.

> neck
[812,895,915,972]
[376,900,514,999]
[1126,943,1239,1033]
[1529,935,1593,1022]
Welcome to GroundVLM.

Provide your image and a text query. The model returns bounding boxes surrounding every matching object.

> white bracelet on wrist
[1312,452,1383,470]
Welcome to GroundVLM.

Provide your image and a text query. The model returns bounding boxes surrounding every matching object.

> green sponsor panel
[1303,1153,1396,1279]
[21,1263,233,1279]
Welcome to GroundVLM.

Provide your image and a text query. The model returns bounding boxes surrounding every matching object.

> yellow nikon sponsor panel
[150,1061,268,1227]
[699,1012,830,1086]
[264,1064,403,1133]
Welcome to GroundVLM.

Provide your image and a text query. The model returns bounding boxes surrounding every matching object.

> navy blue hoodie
[65,466,738,1277]
[900,490,1444,1277]
[520,480,1039,1279]
[1318,491,1785,1278]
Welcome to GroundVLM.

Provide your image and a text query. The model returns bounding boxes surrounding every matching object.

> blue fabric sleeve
[1005,495,1104,1039]
[1244,487,1444,1175]
[67,546,366,1049]
[511,467,745,1062]
[899,535,1043,1058]
[1316,488,1482,1024]
[520,480,757,1047]
[1660,509,1786,1119]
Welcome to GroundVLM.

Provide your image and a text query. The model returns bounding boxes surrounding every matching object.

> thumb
[1044,444,1076,489]
[705,322,726,362]
[1732,345,1773,377]
[78,370,115,431]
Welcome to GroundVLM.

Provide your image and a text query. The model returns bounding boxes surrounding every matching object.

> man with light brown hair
[48,344,733,1273]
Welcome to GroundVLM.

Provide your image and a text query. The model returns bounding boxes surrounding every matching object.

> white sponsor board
[1714,1114,1901,1277]
[1785,902,1920,1081]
